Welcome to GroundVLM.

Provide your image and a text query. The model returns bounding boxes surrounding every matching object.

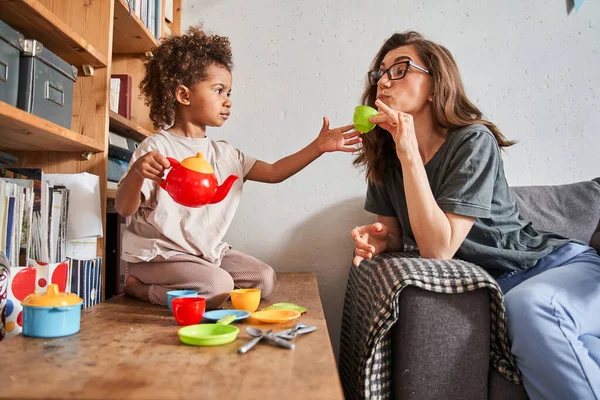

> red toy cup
[172,296,206,326]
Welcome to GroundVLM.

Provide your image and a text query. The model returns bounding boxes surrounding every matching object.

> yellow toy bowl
[250,309,301,324]
[230,288,261,313]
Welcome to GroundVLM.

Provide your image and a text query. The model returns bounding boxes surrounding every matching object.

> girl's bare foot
[124,275,151,302]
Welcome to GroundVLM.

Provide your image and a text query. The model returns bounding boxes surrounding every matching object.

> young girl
[350,31,600,400]
[116,27,360,309]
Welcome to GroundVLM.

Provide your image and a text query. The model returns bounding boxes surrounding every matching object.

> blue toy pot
[21,284,83,338]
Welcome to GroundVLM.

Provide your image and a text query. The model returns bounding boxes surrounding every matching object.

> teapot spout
[210,175,239,204]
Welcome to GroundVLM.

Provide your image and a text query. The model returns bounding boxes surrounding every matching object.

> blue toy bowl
[166,290,198,314]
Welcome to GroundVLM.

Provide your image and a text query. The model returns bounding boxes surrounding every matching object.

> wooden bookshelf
[0,0,182,300]
[109,111,153,142]
[1,0,113,299]
[113,0,159,54]
[0,0,108,68]
[0,101,105,152]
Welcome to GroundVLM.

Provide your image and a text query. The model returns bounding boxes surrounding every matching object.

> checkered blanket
[339,252,521,400]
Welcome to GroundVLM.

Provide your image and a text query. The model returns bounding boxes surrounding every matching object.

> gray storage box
[17,40,77,129]
[0,19,23,106]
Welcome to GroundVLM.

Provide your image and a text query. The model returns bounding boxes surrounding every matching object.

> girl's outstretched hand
[351,222,389,267]
[316,117,361,153]
[132,151,171,184]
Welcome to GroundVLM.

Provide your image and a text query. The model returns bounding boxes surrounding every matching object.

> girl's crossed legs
[125,249,276,309]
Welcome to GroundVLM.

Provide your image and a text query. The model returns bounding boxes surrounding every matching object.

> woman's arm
[401,158,475,258]
[370,100,475,259]
[379,215,404,252]
[245,118,359,183]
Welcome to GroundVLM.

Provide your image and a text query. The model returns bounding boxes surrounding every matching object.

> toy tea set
[167,288,315,353]
[152,105,379,350]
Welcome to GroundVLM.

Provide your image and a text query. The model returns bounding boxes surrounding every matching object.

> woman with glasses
[350,31,600,400]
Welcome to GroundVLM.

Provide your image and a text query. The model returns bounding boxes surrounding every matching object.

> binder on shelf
[109,131,138,162]
[110,74,132,119]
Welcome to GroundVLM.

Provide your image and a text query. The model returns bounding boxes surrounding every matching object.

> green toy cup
[353,105,378,133]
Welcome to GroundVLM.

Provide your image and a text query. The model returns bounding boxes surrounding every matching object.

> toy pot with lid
[159,152,238,207]
[21,284,83,338]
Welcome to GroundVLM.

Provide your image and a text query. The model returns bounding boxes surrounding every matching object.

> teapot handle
[166,157,179,168]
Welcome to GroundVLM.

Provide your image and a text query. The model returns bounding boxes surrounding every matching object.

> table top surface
[0,272,344,400]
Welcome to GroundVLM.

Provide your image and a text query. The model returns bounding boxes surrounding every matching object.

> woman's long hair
[354,31,515,184]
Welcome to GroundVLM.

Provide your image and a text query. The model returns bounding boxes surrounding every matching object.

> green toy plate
[261,302,307,314]
[178,324,239,346]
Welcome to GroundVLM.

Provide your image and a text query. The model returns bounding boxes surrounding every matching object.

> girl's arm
[245,117,360,183]
[115,151,171,217]
[115,171,144,217]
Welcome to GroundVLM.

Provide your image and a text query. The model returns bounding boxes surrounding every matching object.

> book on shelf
[165,0,173,22]
[109,78,120,115]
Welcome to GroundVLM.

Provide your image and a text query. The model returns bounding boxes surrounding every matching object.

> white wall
[183,0,600,359]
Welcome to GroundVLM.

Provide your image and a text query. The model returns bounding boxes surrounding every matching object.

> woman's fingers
[353,255,364,267]
[368,112,392,125]
[351,228,376,253]
[374,99,398,119]
[354,248,372,259]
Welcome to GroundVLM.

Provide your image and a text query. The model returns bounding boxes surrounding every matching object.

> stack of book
[0,169,69,267]
[128,0,163,39]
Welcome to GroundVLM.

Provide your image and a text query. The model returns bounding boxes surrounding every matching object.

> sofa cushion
[489,369,528,400]
[510,178,600,245]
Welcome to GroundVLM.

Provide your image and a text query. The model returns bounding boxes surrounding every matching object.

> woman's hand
[351,222,389,267]
[132,151,171,184]
[315,117,361,153]
[369,99,419,161]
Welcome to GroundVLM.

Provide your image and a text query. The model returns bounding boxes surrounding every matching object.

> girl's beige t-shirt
[120,130,257,264]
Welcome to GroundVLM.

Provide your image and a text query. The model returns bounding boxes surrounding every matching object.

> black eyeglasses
[368,60,431,85]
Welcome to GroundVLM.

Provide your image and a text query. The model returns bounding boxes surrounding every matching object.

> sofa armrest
[391,286,491,400]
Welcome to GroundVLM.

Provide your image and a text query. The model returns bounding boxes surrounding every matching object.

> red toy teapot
[159,152,238,207]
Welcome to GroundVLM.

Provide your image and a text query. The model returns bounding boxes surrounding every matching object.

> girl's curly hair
[140,26,233,130]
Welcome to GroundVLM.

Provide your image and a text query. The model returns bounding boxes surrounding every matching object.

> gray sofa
[390,178,600,400]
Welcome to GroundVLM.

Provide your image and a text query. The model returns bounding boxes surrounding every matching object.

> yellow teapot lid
[22,284,83,307]
[180,152,214,174]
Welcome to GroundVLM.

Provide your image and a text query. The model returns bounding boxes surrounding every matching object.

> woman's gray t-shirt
[365,124,571,278]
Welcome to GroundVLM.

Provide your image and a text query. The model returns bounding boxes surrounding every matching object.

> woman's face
[375,45,433,115]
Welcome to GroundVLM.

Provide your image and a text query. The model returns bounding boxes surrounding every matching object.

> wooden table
[0,272,344,400]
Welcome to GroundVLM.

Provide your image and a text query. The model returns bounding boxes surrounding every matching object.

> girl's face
[188,64,232,127]
[374,45,432,115]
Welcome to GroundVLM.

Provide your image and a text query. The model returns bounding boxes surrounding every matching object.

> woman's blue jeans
[497,242,600,400]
